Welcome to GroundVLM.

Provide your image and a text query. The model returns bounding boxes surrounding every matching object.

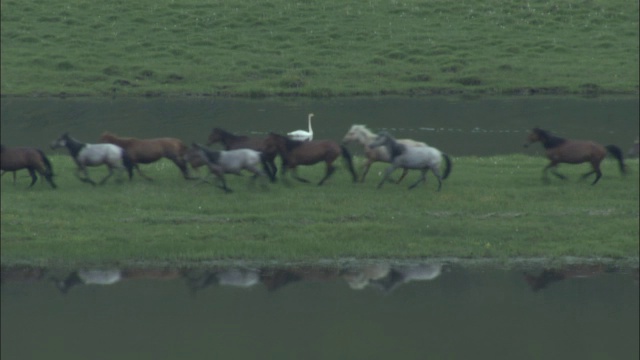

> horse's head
[524,128,546,147]
[342,125,375,145]
[207,128,226,145]
[50,133,69,149]
[99,131,116,143]
[369,131,392,149]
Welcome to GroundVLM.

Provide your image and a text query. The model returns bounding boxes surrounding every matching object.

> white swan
[287,113,314,141]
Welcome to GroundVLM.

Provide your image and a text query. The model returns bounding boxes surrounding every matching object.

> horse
[99,132,191,181]
[264,133,358,185]
[523,127,626,185]
[51,132,133,186]
[342,124,429,183]
[207,127,278,182]
[369,131,452,191]
[1,145,57,189]
[184,145,209,177]
[190,143,269,193]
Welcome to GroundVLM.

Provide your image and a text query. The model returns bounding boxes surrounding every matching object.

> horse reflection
[523,264,616,291]
[368,263,443,292]
[54,268,182,294]
[185,267,262,293]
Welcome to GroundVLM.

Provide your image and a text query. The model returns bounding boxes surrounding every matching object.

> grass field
[1,154,637,267]
[1,0,638,97]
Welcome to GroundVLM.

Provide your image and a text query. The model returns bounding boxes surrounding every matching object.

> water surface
[1,96,637,156]
[2,261,638,360]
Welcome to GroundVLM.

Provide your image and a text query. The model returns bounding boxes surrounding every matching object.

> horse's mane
[270,133,304,151]
[533,128,566,148]
[100,132,135,143]
[212,128,249,141]
[351,124,375,135]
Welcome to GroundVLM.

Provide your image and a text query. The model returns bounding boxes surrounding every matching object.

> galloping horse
[342,124,429,183]
[524,128,626,185]
[369,131,452,191]
[190,143,269,193]
[1,145,57,189]
[264,133,358,185]
[99,132,191,180]
[51,133,133,185]
[207,128,278,182]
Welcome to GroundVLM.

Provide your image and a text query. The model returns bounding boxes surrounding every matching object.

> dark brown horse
[524,128,626,185]
[99,132,191,180]
[264,133,358,185]
[0,145,57,188]
[207,128,277,181]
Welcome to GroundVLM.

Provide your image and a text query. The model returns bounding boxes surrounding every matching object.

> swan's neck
[308,116,313,133]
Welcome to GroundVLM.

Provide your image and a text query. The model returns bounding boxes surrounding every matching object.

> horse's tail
[441,153,453,180]
[605,145,627,174]
[340,145,358,182]
[121,150,135,179]
[37,149,57,189]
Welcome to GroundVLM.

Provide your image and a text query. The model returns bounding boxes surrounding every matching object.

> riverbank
[1,155,637,267]
[1,0,638,98]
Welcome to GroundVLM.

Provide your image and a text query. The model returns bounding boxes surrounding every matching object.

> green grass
[1,0,638,97]
[1,155,638,267]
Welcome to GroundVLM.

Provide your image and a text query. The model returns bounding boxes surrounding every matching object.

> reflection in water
[523,264,618,292]
[3,261,638,295]
[1,262,446,294]
[2,261,638,360]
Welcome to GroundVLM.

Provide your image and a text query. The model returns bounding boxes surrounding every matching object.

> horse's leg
[408,169,427,190]
[267,160,277,181]
[37,167,57,189]
[377,165,398,189]
[291,167,310,183]
[360,159,373,183]
[27,168,38,187]
[542,162,563,182]
[76,167,96,186]
[99,166,114,185]
[1,170,18,184]
[172,158,194,180]
[430,168,444,191]
[135,165,154,181]
[216,174,232,193]
[318,163,336,186]
[586,161,602,185]
[247,165,269,190]
[395,168,410,184]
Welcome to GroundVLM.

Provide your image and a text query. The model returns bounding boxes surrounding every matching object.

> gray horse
[191,143,269,193]
[369,131,452,191]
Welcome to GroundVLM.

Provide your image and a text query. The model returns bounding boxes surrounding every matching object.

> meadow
[1,0,638,97]
[1,154,637,267]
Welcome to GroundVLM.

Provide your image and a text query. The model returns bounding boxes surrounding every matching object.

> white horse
[287,113,314,141]
[369,131,452,191]
[342,124,428,183]
[191,143,268,193]
[51,132,133,185]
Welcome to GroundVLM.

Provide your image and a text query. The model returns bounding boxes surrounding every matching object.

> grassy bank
[1,0,638,97]
[1,155,637,267]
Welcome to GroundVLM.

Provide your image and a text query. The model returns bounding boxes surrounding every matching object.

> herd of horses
[0,122,633,192]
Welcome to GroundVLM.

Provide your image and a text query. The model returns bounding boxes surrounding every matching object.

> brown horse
[207,128,277,181]
[264,133,358,185]
[524,128,626,185]
[0,145,57,188]
[99,132,191,180]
